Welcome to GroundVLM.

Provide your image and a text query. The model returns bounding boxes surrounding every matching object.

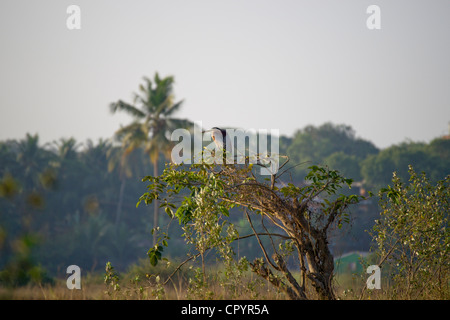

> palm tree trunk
[152,157,159,246]
[115,178,126,227]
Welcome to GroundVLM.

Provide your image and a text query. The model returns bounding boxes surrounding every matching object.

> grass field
[1,257,448,300]
[0,270,420,300]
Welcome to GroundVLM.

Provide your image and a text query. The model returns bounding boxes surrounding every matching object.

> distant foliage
[284,123,378,181]
[361,140,449,191]
[0,134,156,279]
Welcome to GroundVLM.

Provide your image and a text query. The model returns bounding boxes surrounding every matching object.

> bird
[202,127,233,164]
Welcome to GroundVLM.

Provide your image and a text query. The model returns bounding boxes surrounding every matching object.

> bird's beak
[202,129,212,133]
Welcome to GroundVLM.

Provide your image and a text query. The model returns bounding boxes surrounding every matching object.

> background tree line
[0,73,449,287]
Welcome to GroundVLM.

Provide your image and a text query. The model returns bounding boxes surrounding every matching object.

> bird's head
[203,127,227,143]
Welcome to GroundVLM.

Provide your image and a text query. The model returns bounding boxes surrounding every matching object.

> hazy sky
[0,0,449,149]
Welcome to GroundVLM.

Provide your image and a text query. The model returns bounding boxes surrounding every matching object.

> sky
[0,0,449,149]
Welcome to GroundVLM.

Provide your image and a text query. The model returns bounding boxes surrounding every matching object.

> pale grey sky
[0,0,449,149]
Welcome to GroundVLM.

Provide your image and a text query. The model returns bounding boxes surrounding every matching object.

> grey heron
[202,127,270,168]
[202,127,233,163]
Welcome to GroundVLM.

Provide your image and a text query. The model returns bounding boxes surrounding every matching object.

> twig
[162,232,293,286]
[245,209,280,271]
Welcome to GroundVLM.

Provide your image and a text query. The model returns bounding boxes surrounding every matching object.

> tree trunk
[152,158,159,246]
[115,178,126,227]
[300,234,336,300]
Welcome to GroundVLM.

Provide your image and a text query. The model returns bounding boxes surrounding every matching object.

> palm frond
[165,118,193,131]
[163,99,184,117]
[114,122,147,145]
[110,100,145,118]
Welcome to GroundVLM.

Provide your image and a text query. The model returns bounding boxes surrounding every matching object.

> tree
[286,123,378,180]
[49,137,87,223]
[137,159,365,300]
[106,144,147,226]
[360,141,445,191]
[428,137,450,160]
[0,138,55,287]
[13,133,55,190]
[110,73,191,245]
[324,151,362,182]
[369,166,449,299]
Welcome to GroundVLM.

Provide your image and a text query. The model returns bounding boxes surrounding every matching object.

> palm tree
[14,133,54,190]
[106,144,146,227]
[110,72,191,245]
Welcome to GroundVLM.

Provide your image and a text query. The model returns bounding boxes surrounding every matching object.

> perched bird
[203,127,233,163]
[203,127,270,168]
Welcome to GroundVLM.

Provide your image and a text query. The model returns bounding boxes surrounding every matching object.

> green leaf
[165,206,174,218]
[149,254,157,266]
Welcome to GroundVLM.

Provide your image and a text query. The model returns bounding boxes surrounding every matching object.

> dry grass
[0,273,362,300]
[0,281,281,300]
[1,266,447,300]
[0,271,287,300]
